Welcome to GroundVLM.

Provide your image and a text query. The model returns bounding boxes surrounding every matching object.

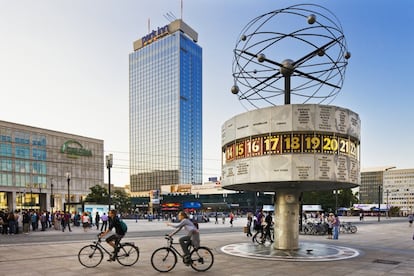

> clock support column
[274,190,301,250]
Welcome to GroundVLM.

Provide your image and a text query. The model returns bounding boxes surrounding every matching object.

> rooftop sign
[142,25,169,46]
[61,140,92,158]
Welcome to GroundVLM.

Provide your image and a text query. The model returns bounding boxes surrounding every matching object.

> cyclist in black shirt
[99,210,126,261]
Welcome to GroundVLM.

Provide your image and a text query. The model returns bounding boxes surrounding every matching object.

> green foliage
[302,188,359,213]
[84,185,108,204]
[111,190,131,214]
[84,185,132,213]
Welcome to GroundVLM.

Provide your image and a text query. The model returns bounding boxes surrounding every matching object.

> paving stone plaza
[0,216,413,275]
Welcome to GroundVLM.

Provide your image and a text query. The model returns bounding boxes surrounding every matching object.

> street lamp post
[30,185,33,210]
[386,189,389,219]
[51,180,54,214]
[378,185,381,222]
[66,173,71,214]
[106,154,113,212]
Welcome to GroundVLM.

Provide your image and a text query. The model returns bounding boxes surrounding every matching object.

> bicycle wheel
[151,247,177,272]
[252,232,262,244]
[190,246,214,272]
[350,225,357,233]
[78,244,103,268]
[117,243,139,266]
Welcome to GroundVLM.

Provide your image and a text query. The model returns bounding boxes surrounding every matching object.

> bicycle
[340,222,357,234]
[151,235,214,272]
[78,234,140,268]
[252,225,274,244]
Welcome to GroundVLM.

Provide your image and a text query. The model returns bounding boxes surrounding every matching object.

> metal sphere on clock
[231,4,351,109]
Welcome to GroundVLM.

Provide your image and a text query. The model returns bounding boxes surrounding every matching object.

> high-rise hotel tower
[129,20,202,193]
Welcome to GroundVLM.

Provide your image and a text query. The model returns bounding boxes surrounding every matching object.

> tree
[111,190,131,214]
[84,185,108,205]
[302,188,359,213]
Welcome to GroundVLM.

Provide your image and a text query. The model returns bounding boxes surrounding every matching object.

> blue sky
[1,0,413,186]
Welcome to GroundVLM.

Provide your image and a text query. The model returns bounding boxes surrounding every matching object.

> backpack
[120,219,128,234]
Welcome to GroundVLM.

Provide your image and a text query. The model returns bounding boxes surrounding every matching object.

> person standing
[332,214,340,240]
[214,212,218,224]
[246,213,253,237]
[31,211,38,232]
[7,211,16,235]
[101,213,108,231]
[82,212,90,232]
[95,212,100,230]
[22,211,30,234]
[327,213,334,239]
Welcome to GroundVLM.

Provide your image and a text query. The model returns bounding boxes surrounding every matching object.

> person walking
[101,213,108,231]
[408,214,413,227]
[229,212,234,227]
[214,212,218,224]
[62,211,72,232]
[262,212,274,243]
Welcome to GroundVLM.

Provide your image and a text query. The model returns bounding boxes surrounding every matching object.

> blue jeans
[333,225,339,239]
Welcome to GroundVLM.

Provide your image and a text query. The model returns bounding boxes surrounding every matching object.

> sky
[1,0,413,186]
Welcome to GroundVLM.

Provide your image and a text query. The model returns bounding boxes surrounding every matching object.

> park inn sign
[61,140,92,158]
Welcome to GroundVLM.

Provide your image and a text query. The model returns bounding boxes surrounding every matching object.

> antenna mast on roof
[181,0,183,20]
[163,12,176,23]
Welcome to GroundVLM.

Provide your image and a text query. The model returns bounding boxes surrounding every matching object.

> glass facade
[129,23,202,192]
[0,121,104,211]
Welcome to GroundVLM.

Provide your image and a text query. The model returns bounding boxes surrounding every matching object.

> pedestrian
[40,211,47,231]
[255,209,264,229]
[229,212,235,227]
[327,213,334,239]
[62,211,72,232]
[47,211,52,228]
[101,213,108,231]
[214,212,218,224]
[332,214,340,240]
[7,211,16,235]
[359,212,364,221]
[14,210,20,234]
[22,211,30,234]
[246,213,253,237]
[31,211,38,232]
[222,213,226,224]
[82,212,90,232]
[95,212,100,230]
[54,211,61,230]
[408,214,413,227]
[263,212,273,243]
